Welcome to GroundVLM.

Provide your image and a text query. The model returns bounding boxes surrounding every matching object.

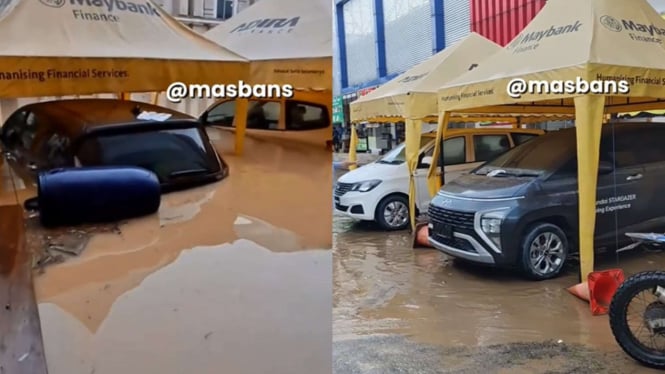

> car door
[611,127,665,234]
[593,131,650,244]
[414,135,467,210]
[412,137,437,210]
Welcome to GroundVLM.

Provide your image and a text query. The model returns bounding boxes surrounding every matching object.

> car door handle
[27,162,38,171]
[626,173,642,181]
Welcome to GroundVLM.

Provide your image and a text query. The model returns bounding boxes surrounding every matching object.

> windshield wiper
[487,169,539,178]
[377,160,403,165]
[168,168,209,178]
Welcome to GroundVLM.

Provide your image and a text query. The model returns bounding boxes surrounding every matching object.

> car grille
[428,206,475,232]
[334,182,353,196]
[430,234,477,253]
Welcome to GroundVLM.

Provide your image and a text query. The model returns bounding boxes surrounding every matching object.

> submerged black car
[0,99,228,192]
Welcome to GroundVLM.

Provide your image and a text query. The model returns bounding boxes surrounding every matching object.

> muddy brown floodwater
[332,164,665,373]
[2,129,332,374]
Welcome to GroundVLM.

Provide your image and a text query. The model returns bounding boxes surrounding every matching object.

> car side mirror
[598,160,614,175]
[420,156,433,167]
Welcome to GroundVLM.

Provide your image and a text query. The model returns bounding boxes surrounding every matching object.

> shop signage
[333,96,344,123]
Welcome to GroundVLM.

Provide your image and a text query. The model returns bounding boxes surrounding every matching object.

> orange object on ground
[567,269,625,315]
[413,223,433,248]
[567,282,590,302]
[588,269,625,315]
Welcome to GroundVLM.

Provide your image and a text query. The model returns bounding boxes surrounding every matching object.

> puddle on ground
[39,240,332,374]
[233,214,303,252]
[333,212,665,354]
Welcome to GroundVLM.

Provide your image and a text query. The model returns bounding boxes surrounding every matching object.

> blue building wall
[334,0,470,97]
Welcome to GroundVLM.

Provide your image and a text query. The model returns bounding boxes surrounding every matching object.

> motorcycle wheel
[609,271,665,369]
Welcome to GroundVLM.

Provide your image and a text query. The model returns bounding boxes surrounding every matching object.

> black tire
[609,271,665,369]
[375,194,410,231]
[519,222,569,280]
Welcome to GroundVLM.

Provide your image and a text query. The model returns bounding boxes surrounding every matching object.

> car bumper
[333,192,377,221]
[428,229,496,264]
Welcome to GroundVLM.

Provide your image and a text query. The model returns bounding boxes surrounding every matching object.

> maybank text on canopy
[39,0,160,22]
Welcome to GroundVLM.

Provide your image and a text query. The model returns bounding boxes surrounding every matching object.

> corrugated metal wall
[443,0,471,47]
[344,0,378,86]
[471,0,546,46]
[384,0,433,75]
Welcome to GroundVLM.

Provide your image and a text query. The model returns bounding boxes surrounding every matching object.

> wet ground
[332,168,665,374]
[1,129,332,374]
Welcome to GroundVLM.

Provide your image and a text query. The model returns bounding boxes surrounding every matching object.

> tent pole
[348,123,358,170]
[573,95,606,283]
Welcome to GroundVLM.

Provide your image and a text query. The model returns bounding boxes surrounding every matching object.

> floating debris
[25,216,121,274]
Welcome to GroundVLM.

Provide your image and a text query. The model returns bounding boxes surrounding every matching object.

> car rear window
[76,126,222,183]
[512,133,539,145]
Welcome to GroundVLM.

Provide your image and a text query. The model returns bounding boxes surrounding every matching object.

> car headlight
[481,217,502,234]
[478,209,511,251]
[351,180,381,192]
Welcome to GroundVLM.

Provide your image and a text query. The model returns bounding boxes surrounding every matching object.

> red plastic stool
[588,269,625,315]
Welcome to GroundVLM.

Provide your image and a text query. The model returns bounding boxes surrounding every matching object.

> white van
[334,128,544,230]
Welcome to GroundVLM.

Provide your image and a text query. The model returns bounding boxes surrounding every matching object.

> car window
[512,133,539,145]
[609,129,665,167]
[39,132,72,168]
[206,101,235,126]
[285,101,329,131]
[76,126,222,184]
[248,101,280,130]
[1,110,28,150]
[443,136,465,165]
[206,100,280,130]
[378,136,433,164]
[474,134,510,162]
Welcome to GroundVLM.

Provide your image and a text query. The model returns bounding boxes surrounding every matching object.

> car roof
[421,127,545,137]
[18,99,198,139]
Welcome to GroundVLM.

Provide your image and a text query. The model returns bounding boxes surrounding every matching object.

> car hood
[337,161,406,183]
[441,173,534,199]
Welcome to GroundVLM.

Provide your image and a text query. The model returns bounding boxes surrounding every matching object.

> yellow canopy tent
[349,33,500,124]
[204,0,331,154]
[434,0,665,281]
[348,32,569,229]
[349,33,503,230]
[0,0,247,98]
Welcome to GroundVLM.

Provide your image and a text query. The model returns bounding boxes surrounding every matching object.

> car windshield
[377,136,434,165]
[76,126,222,183]
[473,129,575,177]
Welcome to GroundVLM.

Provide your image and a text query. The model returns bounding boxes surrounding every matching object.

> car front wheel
[375,194,410,231]
[519,222,569,280]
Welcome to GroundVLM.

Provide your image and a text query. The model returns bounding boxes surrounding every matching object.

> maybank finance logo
[38,0,160,22]
[510,21,582,53]
[39,0,65,8]
[398,73,426,83]
[231,17,300,34]
[599,15,665,44]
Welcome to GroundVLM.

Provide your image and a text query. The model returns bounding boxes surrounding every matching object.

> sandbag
[35,166,161,227]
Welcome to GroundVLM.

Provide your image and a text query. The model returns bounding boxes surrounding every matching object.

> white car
[334,128,544,230]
